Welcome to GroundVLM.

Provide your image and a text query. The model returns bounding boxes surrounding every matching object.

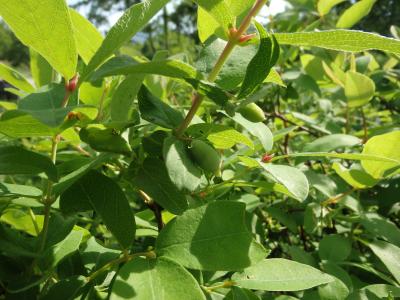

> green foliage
[0,0,400,299]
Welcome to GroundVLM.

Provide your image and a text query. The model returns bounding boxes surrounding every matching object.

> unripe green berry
[238,103,265,123]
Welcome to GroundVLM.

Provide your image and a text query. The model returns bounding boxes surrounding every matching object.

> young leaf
[156,201,266,271]
[275,30,400,56]
[361,131,400,179]
[60,170,135,249]
[0,146,58,182]
[238,22,280,99]
[0,0,77,79]
[232,258,334,291]
[260,164,309,202]
[138,86,184,129]
[81,0,169,80]
[163,136,202,192]
[0,63,34,93]
[345,71,375,108]
[336,0,377,29]
[135,157,189,215]
[369,240,400,284]
[69,9,103,64]
[110,257,206,300]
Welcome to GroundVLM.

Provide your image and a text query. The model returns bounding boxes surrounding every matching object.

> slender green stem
[38,135,59,252]
[202,281,236,293]
[86,251,156,282]
[175,0,268,137]
[38,80,72,253]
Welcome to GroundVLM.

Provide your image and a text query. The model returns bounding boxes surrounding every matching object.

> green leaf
[53,153,112,196]
[232,258,334,291]
[0,63,34,93]
[156,201,266,271]
[273,151,400,164]
[349,284,400,299]
[91,56,201,81]
[1,208,43,236]
[345,71,375,108]
[29,49,53,88]
[111,74,145,122]
[0,146,58,182]
[0,110,57,138]
[275,30,400,56]
[360,213,400,247]
[18,84,71,127]
[317,0,347,16]
[361,131,400,179]
[225,286,261,300]
[318,262,351,300]
[196,0,233,32]
[0,0,77,78]
[336,0,377,29]
[332,162,379,189]
[163,136,202,192]
[60,171,135,249]
[238,23,279,99]
[303,134,361,152]
[197,0,255,42]
[110,257,206,300]
[187,124,253,149]
[197,38,258,90]
[40,275,86,300]
[69,9,103,64]
[81,0,169,80]
[135,157,189,215]
[0,183,42,199]
[369,240,400,284]
[39,230,83,270]
[138,87,184,129]
[260,163,309,202]
[185,79,230,106]
[319,234,351,261]
[231,113,273,152]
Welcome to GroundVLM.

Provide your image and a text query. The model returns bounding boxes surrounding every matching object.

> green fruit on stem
[238,103,265,123]
[190,140,221,174]
[79,126,132,155]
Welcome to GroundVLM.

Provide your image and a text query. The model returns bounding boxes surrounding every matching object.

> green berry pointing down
[190,140,221,174]
[238,103,266,123]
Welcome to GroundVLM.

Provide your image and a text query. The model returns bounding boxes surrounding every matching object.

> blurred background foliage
[0,0,399,68]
